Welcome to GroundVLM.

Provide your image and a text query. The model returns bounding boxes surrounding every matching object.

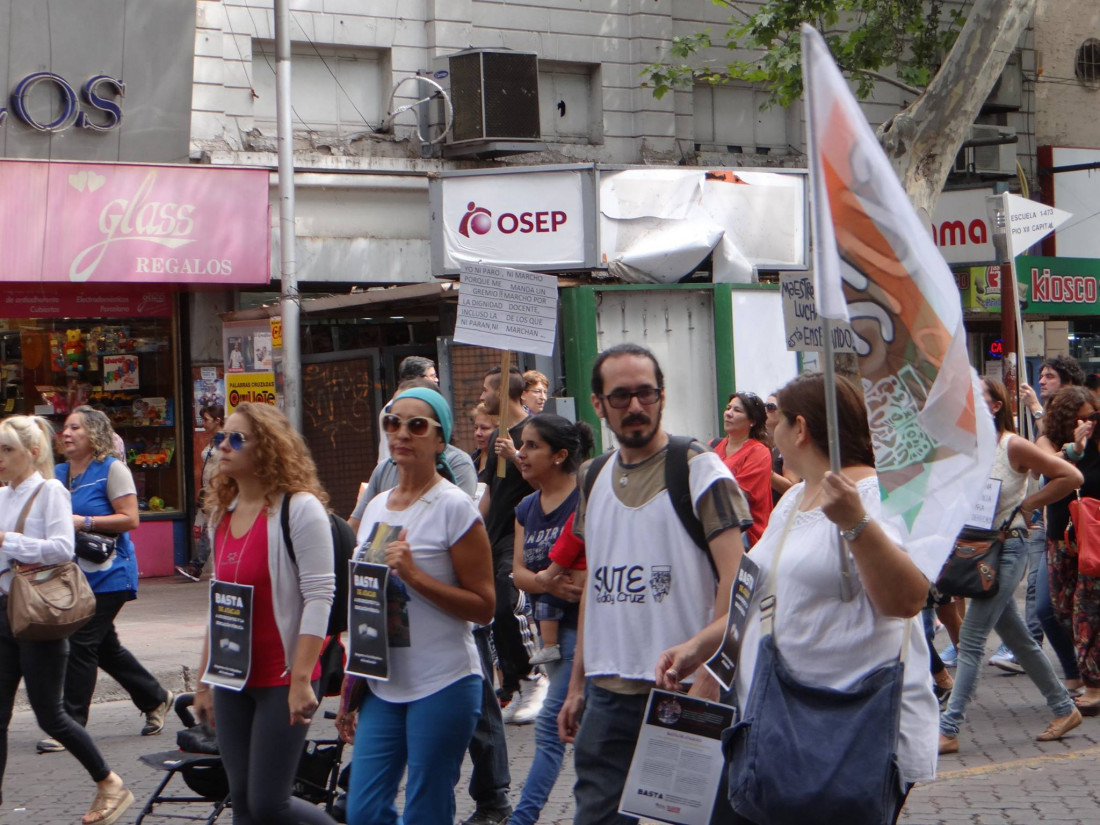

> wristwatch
[840,514,871,542]
[1032,409,1044,419]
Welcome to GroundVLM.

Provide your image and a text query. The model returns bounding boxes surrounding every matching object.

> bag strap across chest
[582,435,716,577]
[14,485,43,535]
[762,489,910,665]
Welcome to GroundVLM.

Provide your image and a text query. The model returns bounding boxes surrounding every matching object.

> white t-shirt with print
[356,479,482,702]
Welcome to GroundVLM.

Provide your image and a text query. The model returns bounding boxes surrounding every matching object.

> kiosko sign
[0,159,270,284]
[1017,256,1100,315]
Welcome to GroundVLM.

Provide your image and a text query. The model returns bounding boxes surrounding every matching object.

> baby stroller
[136,693,346,824]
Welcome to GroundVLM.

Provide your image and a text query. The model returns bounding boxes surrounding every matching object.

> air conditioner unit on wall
[984,53,1023,112]
[447,49,542,152]
[954,125,1017,176]
[970,125,1018,176]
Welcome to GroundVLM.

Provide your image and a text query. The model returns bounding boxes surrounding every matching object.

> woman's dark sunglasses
[212,431,248,451]
[765,402,778,412]
[381,413,441,437]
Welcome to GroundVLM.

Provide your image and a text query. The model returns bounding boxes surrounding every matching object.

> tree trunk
[878,0,1038,215]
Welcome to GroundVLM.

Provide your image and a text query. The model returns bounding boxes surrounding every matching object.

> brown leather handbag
[7,486,96,642]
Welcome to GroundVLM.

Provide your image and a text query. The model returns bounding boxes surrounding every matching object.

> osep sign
[433,168,592,273]
[0,72,125,133]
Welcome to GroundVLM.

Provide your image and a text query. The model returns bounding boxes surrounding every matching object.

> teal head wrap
[392,387,453,444]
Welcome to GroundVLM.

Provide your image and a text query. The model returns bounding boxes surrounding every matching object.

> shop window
[1069,321,1100,377]
[251,42,387,134]
[0,317,181,516]
[693,84,790,155]
[538,61,601,143]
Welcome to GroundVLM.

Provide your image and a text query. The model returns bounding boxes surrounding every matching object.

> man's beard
[613,410,661,448]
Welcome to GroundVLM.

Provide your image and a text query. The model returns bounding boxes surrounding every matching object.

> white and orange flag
[802,24,997,580]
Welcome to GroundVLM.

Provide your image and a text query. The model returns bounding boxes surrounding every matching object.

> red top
[214,514,320,687]
[714,437,774,547]
[549,512,586,570]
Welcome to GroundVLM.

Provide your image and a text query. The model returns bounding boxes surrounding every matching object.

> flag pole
[822,319,857,602]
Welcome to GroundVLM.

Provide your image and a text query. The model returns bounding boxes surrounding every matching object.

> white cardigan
[210,492,335,670]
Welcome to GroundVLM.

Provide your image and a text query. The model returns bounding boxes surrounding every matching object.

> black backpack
[582,435,716,577]
[279,494,356,637]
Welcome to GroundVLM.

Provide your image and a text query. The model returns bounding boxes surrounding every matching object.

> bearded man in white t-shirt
[557,343,750,825]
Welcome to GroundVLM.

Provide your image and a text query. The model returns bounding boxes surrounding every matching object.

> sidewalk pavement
[13,575,210,711]
[3,575,1099,824]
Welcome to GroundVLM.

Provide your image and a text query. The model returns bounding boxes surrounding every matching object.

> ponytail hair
[0,415,57,479]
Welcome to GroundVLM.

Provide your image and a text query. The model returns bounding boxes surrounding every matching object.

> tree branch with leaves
[643,0,1037,214]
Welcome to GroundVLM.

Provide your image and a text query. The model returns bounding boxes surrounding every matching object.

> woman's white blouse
[734,477,939,784]
[0,473,75,594]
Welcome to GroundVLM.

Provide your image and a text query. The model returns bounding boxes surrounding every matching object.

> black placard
[704,554,760,691]
[202,580,254,691]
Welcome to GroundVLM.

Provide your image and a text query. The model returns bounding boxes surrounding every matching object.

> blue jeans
[1024,525,1047,644]
[347,675,481,825]
[940,536,1076,738]
[510,624,577,825]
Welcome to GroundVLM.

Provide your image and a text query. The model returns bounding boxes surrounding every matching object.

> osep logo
[458,201,567,238]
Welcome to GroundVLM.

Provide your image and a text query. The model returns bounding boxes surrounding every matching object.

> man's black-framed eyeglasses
[601,387,663,409]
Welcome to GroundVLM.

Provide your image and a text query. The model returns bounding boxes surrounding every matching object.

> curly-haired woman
[1038,385,1100,715]
[192,402,336,825]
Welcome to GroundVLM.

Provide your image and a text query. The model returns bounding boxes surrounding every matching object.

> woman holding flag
[656,372,936,822]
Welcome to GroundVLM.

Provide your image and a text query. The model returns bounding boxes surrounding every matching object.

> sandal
[82,786,134,825]
[1073,695,1100,717]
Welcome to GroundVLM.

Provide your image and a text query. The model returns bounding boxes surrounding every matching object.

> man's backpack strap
[582,438,717,579]
[665,435,717,578]
[581,451,614,503]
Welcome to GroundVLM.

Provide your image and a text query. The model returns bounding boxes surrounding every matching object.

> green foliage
[640,0,965,107]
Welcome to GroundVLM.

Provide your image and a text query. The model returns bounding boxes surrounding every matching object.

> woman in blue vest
[44,406,173,754]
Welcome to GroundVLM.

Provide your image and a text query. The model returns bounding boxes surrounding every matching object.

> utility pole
[987,191,1025,420]
[274,0,301,430]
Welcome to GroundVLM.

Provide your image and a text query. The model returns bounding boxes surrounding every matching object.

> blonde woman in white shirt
[0,416,132,825]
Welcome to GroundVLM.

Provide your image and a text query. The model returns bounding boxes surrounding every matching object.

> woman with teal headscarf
[336,388,496,825]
